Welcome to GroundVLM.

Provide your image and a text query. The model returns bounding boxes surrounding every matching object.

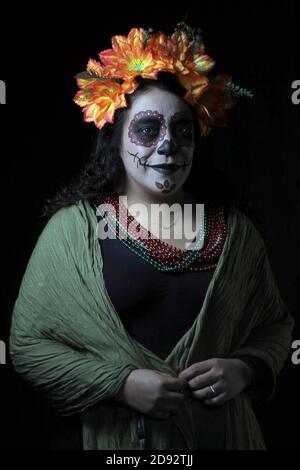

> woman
[10,25,294,450]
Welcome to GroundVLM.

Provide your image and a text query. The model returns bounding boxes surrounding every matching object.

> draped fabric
[9,199,294,449]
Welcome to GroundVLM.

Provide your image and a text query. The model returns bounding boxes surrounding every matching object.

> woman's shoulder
[39,199,94,241]
[227,205,268,254]
[29,199,95,267]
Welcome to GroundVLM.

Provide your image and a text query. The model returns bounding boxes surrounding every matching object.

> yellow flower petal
[86,58,104,77]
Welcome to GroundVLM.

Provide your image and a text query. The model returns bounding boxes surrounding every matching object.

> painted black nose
[157,139,176,156]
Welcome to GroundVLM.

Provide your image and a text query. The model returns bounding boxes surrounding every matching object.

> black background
[0,1,299,450]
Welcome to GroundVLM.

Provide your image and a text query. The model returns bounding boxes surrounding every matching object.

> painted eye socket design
[171,113,194,141]
[174,123,193,137]
[128,111,167,147]
[172,123,194,143]
[138,125,160,139]
[128,110,194,148]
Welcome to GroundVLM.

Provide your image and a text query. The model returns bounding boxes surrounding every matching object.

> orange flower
[100,28,168,81]
[195,74,237,136]
[169,32,215,75]
[192,52,215,74]
[75,58,105,89]
[99,28,158,80]
[177,71,209,103]
[145,30,213,90]
[145,32,175,73]
[149,30,214,79]
[148,30,191,74]
[188,40,215,74]
[169,30,190,74]
[74,79,138,129]
[73,25,246,133]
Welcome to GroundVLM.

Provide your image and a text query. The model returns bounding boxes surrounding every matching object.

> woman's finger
[190,383,222,401]
[187,370,215,390]
[164,376,189,392]
[179,360,213,381]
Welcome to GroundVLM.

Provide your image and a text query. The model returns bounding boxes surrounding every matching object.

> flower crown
[73,23,253,136]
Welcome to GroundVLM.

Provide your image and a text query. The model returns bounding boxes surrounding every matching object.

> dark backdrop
[0,1,299,450]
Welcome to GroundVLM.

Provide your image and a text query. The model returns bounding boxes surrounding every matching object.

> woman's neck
[120,181,195,212]
[119,183,198,237]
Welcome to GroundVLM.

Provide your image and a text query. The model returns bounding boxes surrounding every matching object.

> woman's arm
[9,205,139,416]
[179,213,294,404]
[10,322,138,416]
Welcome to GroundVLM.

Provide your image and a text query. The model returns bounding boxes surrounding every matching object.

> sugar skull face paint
[120,87,195,198]
[170,111,194,148]
[128,110,167,147]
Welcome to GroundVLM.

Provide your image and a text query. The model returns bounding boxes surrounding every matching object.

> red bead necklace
[92,195,228,272]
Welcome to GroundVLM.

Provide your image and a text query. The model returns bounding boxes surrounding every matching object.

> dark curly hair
[40,73,255,226]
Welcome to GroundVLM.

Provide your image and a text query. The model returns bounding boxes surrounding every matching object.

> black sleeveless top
[99,234,216,359]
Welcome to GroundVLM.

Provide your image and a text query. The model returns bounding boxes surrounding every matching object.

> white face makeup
[120,87,195,197]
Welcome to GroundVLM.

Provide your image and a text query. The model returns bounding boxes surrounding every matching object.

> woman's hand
[178,358,254,406]
[114,369,188,419]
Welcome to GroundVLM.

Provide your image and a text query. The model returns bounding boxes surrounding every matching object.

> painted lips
[148,163,184,174]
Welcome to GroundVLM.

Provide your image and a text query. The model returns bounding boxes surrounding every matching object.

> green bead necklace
[94,201,208,272]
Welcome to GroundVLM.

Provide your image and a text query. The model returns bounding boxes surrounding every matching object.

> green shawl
[10,199,294,450]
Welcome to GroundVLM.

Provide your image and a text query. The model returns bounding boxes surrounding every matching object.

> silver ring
[209,385,216,395]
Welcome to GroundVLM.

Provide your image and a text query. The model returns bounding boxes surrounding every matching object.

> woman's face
[120,87,195,197]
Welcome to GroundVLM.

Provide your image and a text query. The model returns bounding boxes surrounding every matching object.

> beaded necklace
[92,195,228,272]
